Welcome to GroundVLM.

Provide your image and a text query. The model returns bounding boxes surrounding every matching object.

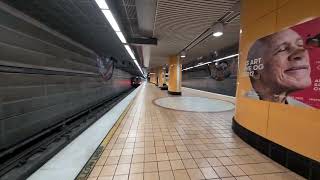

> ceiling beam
[127,37,158,45]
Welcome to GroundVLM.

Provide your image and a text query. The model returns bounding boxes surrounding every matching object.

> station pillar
[157,67,164,88]
[168,55,182,95]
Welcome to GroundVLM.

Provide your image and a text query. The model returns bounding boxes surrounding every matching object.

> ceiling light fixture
[182,53,239,71]
[102,10,121,32]
[134,59,143,74]
[180,51,186,58]
[212,23,224,37]
[95,0,109,9]
[96,1,143,75]
[125,45,136,60]
[116,32,127,43]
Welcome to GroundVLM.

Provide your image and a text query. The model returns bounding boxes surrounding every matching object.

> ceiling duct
[179,1,240,55]
[217,11,233,22]
[225,12,240,23]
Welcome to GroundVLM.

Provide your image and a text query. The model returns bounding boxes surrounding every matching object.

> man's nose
[288,47,306,61]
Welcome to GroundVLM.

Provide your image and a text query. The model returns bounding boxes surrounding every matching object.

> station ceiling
[150,0,240,68]
[2,0,240,71]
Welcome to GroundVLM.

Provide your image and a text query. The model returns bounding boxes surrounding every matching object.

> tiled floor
[87,83,305,180]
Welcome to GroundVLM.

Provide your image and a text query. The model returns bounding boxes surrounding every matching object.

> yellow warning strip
[76,98,134,180]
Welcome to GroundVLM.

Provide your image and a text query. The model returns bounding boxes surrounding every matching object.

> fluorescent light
[182,53,239,71]
[134,59,143,74]
[116,32,127,43]
[124,45,136,59]
[213,32,223,37]
[212,23,224,37]
[102,10,121,32]
[213,53,239,62]
[95,0,109,9]
[180,51,186,58]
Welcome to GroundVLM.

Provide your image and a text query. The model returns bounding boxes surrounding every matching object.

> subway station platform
[30,83,304,180]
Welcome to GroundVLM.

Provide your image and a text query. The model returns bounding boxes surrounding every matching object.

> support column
[157,67,164,88]
[168,55,182,95]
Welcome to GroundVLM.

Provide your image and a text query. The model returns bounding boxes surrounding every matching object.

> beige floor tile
[101,149,111,157]
[87,177,97,180]
[226,165,246,176]
[186,168,205,180]
[100,165,117,176]
[170,160,185,170]
[110,149,123,157]
[179,151,192,159]
[156,153,169,161]
[156,146,167,153]
[236,176,251,180]
[174,169,191,180]
[200,167,219,179]
[124,142,135,149]
[168,152,181,160]
[221,177,236,180]
[218,157,234,166]
[207,158,223,167]
[129,173,143,180]
[115,164,131,175]
[135,142,145,148]
[176,145,188,152]
[96,156,108,166]
[97,176,113,180]
[155,141,165,147]
[144,162,158,172]
[130,163,144,174]
[88,84,302,180]
[166,145,178,152]
[190,151,204,159]
[105,156,120,165]
[119,155,132,164]
[182,159,198,169]
[132,154,144,163]
[213,166,233,178]
[122,148,134,156]
[159,171,174,180]
[145,147,156,154]
[113,174,129,180]
[145,154,157,162]
[158,161,171,171]
[134,148,145,155]
[194,158,211,168]
[144,172,159,180]
[89,165,103,177]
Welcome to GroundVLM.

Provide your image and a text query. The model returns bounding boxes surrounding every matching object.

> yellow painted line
[76,98,135,180]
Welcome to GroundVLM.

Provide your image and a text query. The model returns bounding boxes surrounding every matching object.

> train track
[0,88,134,180]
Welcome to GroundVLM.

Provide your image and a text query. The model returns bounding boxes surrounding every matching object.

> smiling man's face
[259,29,311,93]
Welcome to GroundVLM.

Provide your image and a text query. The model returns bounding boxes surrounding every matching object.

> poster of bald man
[245,17,320,109]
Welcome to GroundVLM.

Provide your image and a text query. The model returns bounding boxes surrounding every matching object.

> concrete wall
[0,6,132,150]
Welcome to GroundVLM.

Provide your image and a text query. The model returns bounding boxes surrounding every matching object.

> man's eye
[297,40,304,47]
[278,46,287,52]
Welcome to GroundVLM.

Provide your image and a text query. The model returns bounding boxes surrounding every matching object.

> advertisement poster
[245,17,320,109]
[96,57,114,81]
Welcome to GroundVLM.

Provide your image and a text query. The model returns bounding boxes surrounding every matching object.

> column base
[160,86,168,90]
[232,117,320,180]
[168,91,181,95]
